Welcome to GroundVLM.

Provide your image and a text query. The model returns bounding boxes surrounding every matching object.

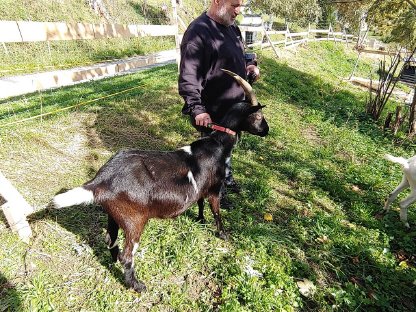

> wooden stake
[0,171,33,243]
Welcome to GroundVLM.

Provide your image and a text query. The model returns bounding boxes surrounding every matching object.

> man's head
[209,0,243,26]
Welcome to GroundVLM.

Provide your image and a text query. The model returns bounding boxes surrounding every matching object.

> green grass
[0,0,204,77]
[1,42,416,311]
[0,37,176,77]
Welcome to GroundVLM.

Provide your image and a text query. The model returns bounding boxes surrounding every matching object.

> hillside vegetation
[1,40,415,311]
[0,0,205,77]
[0,0,205,24]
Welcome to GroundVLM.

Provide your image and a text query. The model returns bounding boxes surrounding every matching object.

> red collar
[207,123,236,136]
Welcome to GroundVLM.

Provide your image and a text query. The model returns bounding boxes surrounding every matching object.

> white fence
[240,24,354,52]
[0,20,177,43]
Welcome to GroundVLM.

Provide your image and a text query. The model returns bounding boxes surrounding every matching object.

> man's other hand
[246,64,260,83]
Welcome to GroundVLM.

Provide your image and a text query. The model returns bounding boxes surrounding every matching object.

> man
[178,0,259,196]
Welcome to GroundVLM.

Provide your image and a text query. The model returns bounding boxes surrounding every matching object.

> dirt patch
[302,125,323,145]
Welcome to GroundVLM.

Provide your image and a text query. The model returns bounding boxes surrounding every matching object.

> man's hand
[195,113,212,127]
[246,64,260,84]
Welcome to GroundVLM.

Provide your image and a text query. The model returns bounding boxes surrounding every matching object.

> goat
[383,154,416,228]
[52,69,269,292]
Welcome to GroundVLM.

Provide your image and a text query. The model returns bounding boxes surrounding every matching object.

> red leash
[207,123,236,136]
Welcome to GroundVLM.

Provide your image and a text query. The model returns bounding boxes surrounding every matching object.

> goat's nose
[259,127,269,137]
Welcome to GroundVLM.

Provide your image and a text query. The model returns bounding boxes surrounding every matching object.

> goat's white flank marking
[180,145,192,155]
[132,243,139,256]
[187,171,198,192]
[53,187,94,208]
[132,243,139,266]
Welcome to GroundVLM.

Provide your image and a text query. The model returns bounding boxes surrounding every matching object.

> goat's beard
[217,4,234,26]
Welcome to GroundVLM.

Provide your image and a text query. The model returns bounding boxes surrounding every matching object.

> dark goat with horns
[52,69,269,292]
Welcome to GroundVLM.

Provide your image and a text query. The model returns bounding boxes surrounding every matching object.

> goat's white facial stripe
[180,146,192,155]
[187,171,198,192]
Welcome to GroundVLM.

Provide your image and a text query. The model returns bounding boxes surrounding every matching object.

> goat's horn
[221,68,258,106]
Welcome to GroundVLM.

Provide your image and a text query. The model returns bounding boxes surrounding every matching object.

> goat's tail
[53,187,95,209]
[384,154,410,169]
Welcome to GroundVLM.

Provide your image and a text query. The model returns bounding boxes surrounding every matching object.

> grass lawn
[1,42,416,311]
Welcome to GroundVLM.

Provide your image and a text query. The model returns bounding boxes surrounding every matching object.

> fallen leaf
[399,261,408,269]
[296,278,316,297]
[352,256,360,264]
[315,235,330,244]
[264,213,273,221]
[352,185,361,193]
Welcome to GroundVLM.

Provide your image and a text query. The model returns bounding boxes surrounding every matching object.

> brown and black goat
[52,69,269,292]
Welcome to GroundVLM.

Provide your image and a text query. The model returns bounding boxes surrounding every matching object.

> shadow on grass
[257,56,382,139]
[28,204,126,289]
[225,137,416,309]
[212,56,416,309]
[223,150,416,309]
[0,272,22,311]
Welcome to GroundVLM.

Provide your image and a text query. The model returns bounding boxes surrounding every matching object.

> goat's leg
[399,192,416,228]
[384,175,409,212]
[196,198,206,223]
[208,194,227,240]
[118,215,148,293]
[105,215,120,262]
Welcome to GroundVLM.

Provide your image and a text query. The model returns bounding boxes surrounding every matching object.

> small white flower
[244,256,263,278]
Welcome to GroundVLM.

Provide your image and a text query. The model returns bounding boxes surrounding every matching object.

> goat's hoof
[131,280,147,293]
[196,217,206,224]
[404,222,410,229]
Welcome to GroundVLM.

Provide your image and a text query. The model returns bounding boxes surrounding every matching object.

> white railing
[0,20,178,43]
[239,24,354,53]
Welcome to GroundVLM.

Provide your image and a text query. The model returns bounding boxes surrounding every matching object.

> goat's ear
[248,105,266,114]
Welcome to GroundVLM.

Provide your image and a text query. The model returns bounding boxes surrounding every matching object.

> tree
[317,0,337,26]
[333,0,373,32]
[251,0,321,26]
[372,0,416,48]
